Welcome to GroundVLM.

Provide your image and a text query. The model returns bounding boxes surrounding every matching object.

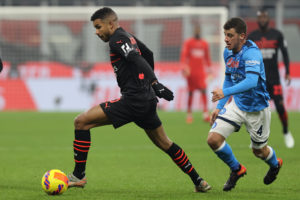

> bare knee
[207,132,225,150]
[74,113,87,130]
[252,145,269,159]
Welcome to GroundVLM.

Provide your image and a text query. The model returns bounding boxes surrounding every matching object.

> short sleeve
[243,48,262,74]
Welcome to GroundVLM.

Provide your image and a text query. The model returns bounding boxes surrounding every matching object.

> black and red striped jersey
[248,28,290,84]
[108,27,156,100]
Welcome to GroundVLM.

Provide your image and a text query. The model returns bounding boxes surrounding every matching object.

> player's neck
[110,25,120,36]
[233,40,246,54]
[259,26,269,33]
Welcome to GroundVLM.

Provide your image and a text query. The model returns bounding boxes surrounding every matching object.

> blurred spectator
[180,24,211,123]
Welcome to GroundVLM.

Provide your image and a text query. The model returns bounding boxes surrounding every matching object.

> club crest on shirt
[212,121,217,129]
[219,108,226,115]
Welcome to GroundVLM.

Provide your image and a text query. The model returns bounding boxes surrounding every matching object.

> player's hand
[210,109,220,126]
[181,66,190,77]
[285,74,291,86]
[152,82,174,101]
[211,89,224,102]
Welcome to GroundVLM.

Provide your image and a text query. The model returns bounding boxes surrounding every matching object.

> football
[41,169,69,195]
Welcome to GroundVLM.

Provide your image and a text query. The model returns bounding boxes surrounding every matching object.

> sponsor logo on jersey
[254,37,278,49]
[245,60,260,66]
[260,49,276,59]
[226,57,239,68]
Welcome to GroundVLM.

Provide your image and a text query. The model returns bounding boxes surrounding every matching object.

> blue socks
[264,146,279,168]
[215,142,240,171]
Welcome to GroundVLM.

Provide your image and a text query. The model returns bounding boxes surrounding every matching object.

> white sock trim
[265,146,273,161]
[215,141,226,152]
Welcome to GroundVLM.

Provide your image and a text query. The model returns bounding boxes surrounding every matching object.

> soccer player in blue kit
[207,18,282,191]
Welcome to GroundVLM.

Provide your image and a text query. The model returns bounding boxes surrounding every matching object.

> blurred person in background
[180,24,212,124]
[248,9,294,148]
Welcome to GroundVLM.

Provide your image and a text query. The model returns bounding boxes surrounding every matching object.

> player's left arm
[204,41,212,67]
[134,36,154,71]
[278,32,291,85]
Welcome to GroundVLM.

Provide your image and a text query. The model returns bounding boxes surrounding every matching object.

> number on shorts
[257,125,263,136]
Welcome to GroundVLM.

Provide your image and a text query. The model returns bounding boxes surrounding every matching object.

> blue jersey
[223,40,270,112]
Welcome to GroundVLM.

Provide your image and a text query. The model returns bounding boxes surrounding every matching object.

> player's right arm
[220,49,261,98]
[180,40,191,77]
[134,37,154,71]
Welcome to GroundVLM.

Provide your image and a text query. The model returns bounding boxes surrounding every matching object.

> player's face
[93,19,113,42]
[194,26,200,39]
[257,12,269,30]
[224,28,245,53]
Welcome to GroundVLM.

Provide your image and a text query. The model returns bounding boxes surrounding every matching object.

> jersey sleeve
[216,74,233,110]
[278,31,290,75]
[243,48,261,75]
[180,40,190,64]
[204,41,211,67]
[134,36,154,70]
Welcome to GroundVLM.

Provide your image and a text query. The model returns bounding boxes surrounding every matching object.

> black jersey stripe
[246,71,260,75]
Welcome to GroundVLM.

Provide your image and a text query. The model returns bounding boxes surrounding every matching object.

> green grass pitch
[0,111,299,200]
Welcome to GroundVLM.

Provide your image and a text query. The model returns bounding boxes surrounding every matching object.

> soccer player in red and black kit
[248,9,294,148]
[67,7,211,192]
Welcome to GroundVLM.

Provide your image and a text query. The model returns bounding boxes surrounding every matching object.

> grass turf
[0,111,299,200]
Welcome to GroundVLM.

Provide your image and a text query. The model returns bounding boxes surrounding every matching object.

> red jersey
[180,38,211,90]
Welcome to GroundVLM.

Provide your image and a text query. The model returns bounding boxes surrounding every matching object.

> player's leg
[69,105,112,187]
[248,106,283,185]
[272,85,294,148]
[199,89,209,122]
[207,101,246,191]
[252,146,282,184]
[144,125,211,192]
[186,91,194,123]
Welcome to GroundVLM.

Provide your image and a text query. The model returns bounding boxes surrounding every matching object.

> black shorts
[100,97,162,130]
[266,82,283,99]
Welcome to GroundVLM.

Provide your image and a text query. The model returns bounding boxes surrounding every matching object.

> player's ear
[240,33,246,40]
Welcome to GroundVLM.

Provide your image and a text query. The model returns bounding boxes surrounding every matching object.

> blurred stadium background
[0,0,299,111]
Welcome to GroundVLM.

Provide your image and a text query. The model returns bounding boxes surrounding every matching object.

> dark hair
[90,7,118,21]
[223,17,247,34]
